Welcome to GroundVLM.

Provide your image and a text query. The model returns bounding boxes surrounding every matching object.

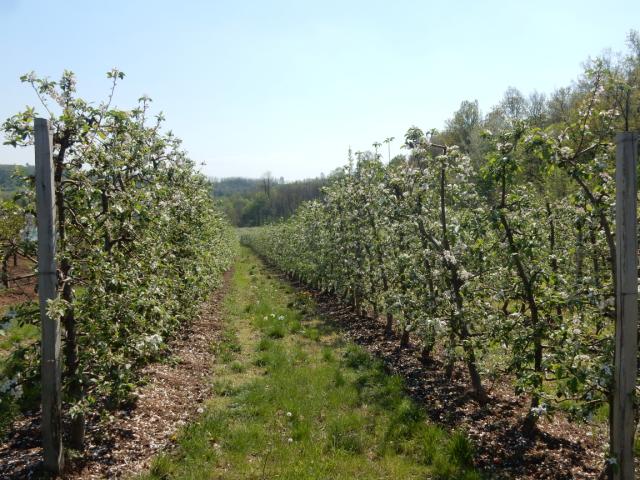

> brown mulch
[0,255,37,311]
[283,276,608,480]
[0,268,233,479]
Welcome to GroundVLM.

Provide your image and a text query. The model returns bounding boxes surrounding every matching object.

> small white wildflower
[530,404,547,417]
[197,407,204,414]
[286,411,292,417]
[278,315,285,321]
[287,437,293,443]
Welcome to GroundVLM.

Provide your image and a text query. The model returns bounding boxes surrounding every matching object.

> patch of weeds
[0,318,39,352]
[288,319,302,333]
[289,415,311,442]
[354,367,405,410]
[266,323,287,339]
[215,349,232,363]
[446,430,475,469]
[326,412,366,453]
[221,330,241,353]
[343,345,371,369]
[431,453,481,480]
[256,337,275,352]
[253,345,288,370]
[148,454,176,478]
[291,347,309,364]
[230,361,246,373]
[321,347,335,363]
[224,423,268,454]
[211,379,241,397]
[428,430,479,480]
[302,327,320,341]
[333,368,346,387]
[383,398,425,448]
[289,291,315,315]
[163,354,181,367]
[213,329,242,363]
[416,424,447,465]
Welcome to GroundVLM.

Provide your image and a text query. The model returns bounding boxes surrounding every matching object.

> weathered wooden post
[34,118,63,473]
[612,132,638,480]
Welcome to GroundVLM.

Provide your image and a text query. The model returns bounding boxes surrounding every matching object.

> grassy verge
[137,247,480,480]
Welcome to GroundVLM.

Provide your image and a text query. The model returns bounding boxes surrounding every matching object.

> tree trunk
[54,145,85,450]
[400,328,410,348]
[1,250,9,288]
[420,343,433,364]
[385,313,394,336]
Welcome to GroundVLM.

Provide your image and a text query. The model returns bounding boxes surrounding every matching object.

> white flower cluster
[0,375,23,401]
[136,333,163,353]
[573,354,591,365]
[458,268,472,281]
[559,146,574,159]
[442,250,457,265]
[496,142,513,154]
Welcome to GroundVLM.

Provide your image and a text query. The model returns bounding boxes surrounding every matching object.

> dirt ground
[0,255,37,312]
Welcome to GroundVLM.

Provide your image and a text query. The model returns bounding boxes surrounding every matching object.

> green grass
[136,247,480,480]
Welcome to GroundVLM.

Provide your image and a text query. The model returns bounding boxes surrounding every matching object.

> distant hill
[0,164,33,197]
[0,168,326,225]
[210,177,265,197]
[211,176,328,226]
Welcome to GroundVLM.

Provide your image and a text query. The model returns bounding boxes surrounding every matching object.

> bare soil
[0,255,37,312]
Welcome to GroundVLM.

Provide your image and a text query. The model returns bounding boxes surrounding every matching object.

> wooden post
[34,118,63,473]
[612,132,638,480]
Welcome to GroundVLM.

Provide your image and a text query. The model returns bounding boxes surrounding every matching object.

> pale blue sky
[0,0,638,179]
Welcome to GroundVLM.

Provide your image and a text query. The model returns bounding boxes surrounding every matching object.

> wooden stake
[34,118,63,473]
[613,132,638,480]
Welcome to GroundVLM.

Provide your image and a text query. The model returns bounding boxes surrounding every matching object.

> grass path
[137,247,479,480]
